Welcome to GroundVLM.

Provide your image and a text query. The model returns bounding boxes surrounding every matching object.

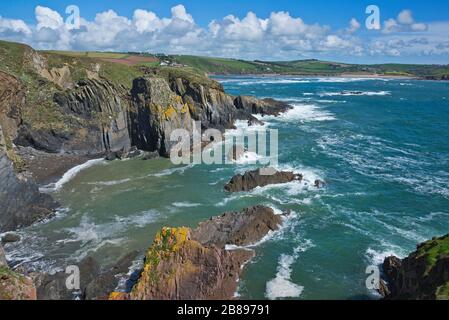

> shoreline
[209,72,419,80]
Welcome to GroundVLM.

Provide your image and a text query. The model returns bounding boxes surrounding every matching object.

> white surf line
[39,158,105,193]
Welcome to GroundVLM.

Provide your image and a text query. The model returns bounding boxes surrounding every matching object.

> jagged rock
[34,256,100,300]
[0,266,36,300]
[0,125,58,232]
[192,206,284,248]
[248,115,265,127]
[314,179,326,188]
[141,151,159,160]
[224,168,303,192]
[234,96,291,117]
[17,79,132,155]
[112,206,283,300]
[84,251,139,300]
[380,234,449,300]
[129,77,196,157]
[1,233,21,243]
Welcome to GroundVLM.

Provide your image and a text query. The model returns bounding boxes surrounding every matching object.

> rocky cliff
[380,234,449,300]
[0,41,291,233]
[110,206,285,300]
[0,123,58,232]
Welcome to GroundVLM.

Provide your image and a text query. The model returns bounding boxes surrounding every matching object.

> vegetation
[415,234,449,273]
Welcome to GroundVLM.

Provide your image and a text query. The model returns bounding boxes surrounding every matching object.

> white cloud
[0,16,31,35]
[347,18,361,33]
[0,6,446,62]
[383,10,428,33]
[35,6,64,30]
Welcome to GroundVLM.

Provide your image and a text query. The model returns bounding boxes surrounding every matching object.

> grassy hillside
[170,55,449,79]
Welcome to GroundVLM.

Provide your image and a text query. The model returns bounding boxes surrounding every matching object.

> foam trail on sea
[40,158,105,193]
[265,239,315,300]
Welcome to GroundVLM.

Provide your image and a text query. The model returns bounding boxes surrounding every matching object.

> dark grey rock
[1,233,21,243]
[224,168,303,193]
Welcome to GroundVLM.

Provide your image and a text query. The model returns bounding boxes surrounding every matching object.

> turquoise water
[5,76,449,300]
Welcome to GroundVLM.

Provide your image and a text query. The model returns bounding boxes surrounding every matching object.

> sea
[4,76,449,300]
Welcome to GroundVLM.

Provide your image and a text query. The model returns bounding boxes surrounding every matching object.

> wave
[172,202,201,208]
[58,209,162,248]
[86,178,131,187]
[255,103,336,123]
[218,77,391,86]
[265,239,315,300]
[40,159,105,193]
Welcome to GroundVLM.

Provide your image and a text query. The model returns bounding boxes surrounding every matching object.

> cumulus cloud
[35,6,64,30]
[0,5,446,61]
[383,9,428,33]
[347,18,361,33]
[0,16,31,36]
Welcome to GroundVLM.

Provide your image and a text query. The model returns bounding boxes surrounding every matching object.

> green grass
[416,234,449,272]
[45,50,130,59]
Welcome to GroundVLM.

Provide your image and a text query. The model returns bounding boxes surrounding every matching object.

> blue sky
[1,1,449,63]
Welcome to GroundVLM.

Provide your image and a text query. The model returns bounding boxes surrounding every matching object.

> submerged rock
[112,206,284,300]
[224,168,303,193]
[380,234,449,300]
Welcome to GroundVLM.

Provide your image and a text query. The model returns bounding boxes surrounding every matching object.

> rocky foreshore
[379,234,449,300]
[110,206,287,300]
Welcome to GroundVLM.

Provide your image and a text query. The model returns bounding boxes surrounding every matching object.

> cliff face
[0,124,58,232]
[0,41,291,233]
[381,234,449,300]
[111,206,285,300]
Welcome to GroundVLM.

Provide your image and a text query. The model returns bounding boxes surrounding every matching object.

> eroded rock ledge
[379,234,449,300]
[224,169,303,193]
[110,206,286,300]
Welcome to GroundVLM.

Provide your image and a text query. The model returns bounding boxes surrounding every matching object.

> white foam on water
[58,209,162,246]
[234,151,266,165]
[365,246,405,266]
[150,164,194,177]
[265,239,315,300]
[40,158,105,193]
[172,202,201,208]
[255,103,336,123]
[86,178,131,187]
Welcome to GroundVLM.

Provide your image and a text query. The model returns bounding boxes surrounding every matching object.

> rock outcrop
[0,244,37,300]
[17,79,132,155]
[192,206,283,247]
[380,234,449,300]
[0,124,58,232]
[224,169,303,192]
[33,253,139,300]
[111,206,285,300]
